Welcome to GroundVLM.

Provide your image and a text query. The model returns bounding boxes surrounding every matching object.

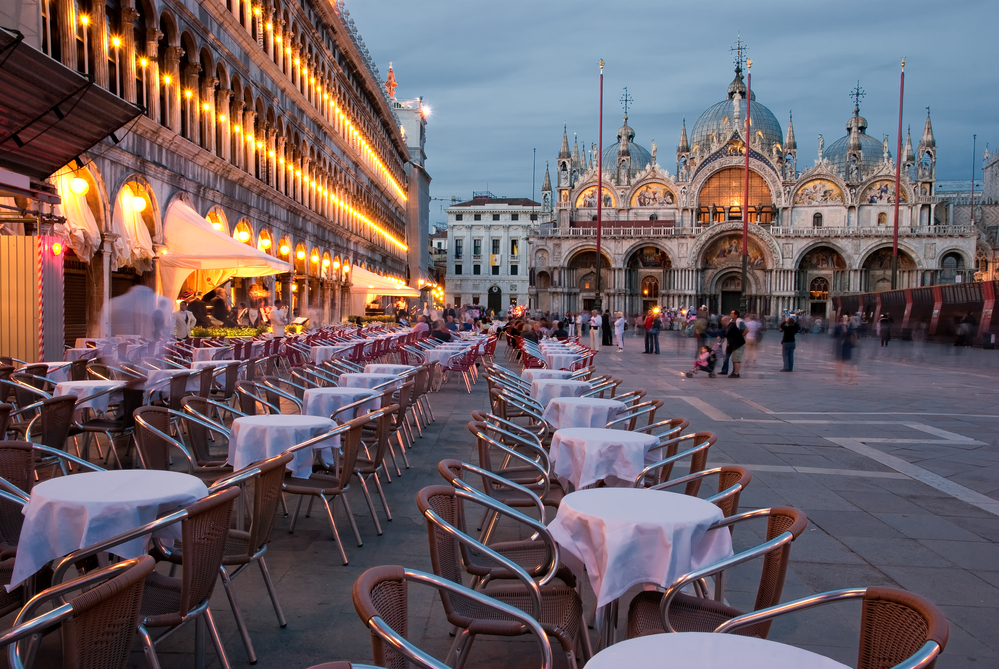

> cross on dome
[850,81,866,113]
[730,33,748,70]
[620,87,633,116]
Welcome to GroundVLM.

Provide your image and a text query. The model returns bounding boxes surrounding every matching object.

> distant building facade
[445,194,539,314]
[528,59,978,318]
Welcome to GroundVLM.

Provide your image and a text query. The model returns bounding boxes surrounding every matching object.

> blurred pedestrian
[779,316,800,372]
[589,310,602,350]
[614,311,626,352]
[833,315,857,384]
[744,313,761,367]
[878,312,893,347]
[602,310,613,347]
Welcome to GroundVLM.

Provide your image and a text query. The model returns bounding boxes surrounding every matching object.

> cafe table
[303,387,381,419]
[339,373,403,390]
[543,396,625,430]
[548,427,658,489]
[530,379,590,408]
[230,415,338,479]
[520,369,573,383]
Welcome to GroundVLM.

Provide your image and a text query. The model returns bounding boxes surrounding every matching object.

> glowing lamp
[202,103,210,112]
[69,177,89,197]
[311,254,319,263]
[291,284,297,292]
[260,238,272,249]
[211,221,223,231]
[162,74,171,85]
[332,261,340,269]
[139,57,148,67]
[131,196,146,212]
[322,258,330,267]
[237,230,250,243]
[342,264,350,274]
[51,242,62,256]
[266,22,272,30]
[80,15,89,26]
[279,244,290,255]
[111,36,120,48]
[218,114,226,122]
[296,249,306,260]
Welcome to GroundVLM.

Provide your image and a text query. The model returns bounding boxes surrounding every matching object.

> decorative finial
[850,81,866,113]
[599,59,604,72]
[730,33,747,70]
[620,87,633,116]
[926,106,931,117]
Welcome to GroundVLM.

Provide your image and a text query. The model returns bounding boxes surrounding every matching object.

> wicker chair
[132,406,232,484]
[0,404,12,440]
[348,399,399,534]
[627,506,808,640]
[604,399,664,431]
[339,565,554,669]
[283,410,389,564]
[634,431,718,490]
[416,485,587,668]
[0,441,33,549]
[71,385,144,469]
[715,586,949,669]
[0,555,155,669]
[24,395,78,469]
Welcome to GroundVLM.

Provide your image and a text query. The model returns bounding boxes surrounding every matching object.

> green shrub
[190,326,268,338]
[340,314,396,324]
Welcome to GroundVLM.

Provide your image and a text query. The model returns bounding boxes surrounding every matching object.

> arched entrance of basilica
[566,250,612,312]
[700,233,768,315]
[797,245,847,320]
[625,246,670,316]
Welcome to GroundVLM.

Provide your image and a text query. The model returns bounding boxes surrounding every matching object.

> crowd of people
[171,288,293,338]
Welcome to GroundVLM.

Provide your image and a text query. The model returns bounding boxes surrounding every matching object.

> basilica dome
[601,114,653,177]
[824,109,888,177]
[689,67,784,157]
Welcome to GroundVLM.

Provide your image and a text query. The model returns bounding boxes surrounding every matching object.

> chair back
[59,556,156,669]
[197,366,215,398]
[167,372,194,411]
[171,487,241,616]
[220,363,240,400]
[858,587,949,669]
[20,365,49,388]
[0,367,14,403]
[245,453,294,557]
[714,466,752,518]
[132,406,173,470]
[244,358,258,382]
[0,403,11,437]
[69,359,90,382]
[748,507,809,638]
[0,441,32,546]
[356,403,399,474]
[30,396,78,450]
[178,396,221,464]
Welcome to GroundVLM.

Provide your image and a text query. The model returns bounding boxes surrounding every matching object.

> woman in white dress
[614,311,626,352]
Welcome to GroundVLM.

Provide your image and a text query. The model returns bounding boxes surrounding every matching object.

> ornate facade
[1,0,422,342]
[528,62,977,318]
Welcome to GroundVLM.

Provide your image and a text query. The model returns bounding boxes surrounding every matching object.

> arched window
[649,214,658,221]
[877,212,887,226]
[812,213,823,228]
[809,277,829,300]
[641,276,659,297]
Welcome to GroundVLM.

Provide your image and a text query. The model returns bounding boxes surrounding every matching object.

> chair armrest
[713,587,869,634]
[32,444,106,472]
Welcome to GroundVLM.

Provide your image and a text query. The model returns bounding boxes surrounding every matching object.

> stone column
[215,88,231,161]
[276,136,287,194]
[265,125,277,188]
[301,155,311,208]
[201,77,217,153]
[144,32,162,121]
[164,46,184,133]
[263,7,275,59]
[243,107,256,176]
[120,7,139,103]
[185,62,202,145]
[229,99,244,170]
[59,0,78,71]
[289,44,299,89]
[92,5,109,88]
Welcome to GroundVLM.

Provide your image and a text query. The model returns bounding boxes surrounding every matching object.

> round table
[10,470,207,589]
[585,632,849,669]
[422,349,462,365]
[543,397,625,430]
[191,359,239,372]
[521,369,573,383]
[547,488,733,608]
[192,347,230,362]
[230,415,338,479]
[63,347,101,362]
[53,379,124,412]
[42,362,72,383]
[312,345,350,364]
[303,387,381,419]
[548,427,659,489]
[146,368,199,394]
[543,352,579,370]
[339,373,403,390]
[531,379,590,407]
[364,364,415,375]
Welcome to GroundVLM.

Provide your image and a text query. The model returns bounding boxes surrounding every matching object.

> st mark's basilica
[528,55,977,319]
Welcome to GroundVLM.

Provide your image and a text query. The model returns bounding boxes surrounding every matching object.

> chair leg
[137,625,163,669]
[288,495,304,533]
[320,495,349,564]
[386,441,402,477]
[257,556,287,627]
[219,565,257,664]
[203,606,233,669]
[395,432,411,469]
[371,472,392,520]
[355,473,383,535]
[340,493,363,546]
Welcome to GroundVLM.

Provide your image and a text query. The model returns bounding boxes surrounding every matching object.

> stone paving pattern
[18,332,999,668]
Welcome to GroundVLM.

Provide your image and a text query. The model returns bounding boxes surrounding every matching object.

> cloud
[346,0,996,210]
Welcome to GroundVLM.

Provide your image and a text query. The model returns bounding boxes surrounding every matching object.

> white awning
[52,169,101,260]
[110,183,154,271]
[348,265,420,297]
[159,199,291,300]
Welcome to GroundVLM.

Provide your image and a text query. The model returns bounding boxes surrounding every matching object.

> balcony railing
[535,224,699,238]
[769,225,975,238]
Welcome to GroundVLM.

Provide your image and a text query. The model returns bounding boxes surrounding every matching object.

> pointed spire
[903,126,915,164]
[559,124,570,159]
[848,120,862,154]
[618,121,631,157]
[919,108,936,149]
[677,117,689,153]
[542,163,551,192]
[785,111,796,151]
[571,134,581,169]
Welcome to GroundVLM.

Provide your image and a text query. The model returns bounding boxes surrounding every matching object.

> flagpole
[740,59,752,315]
[891,58,905,290]
[595,59,604,313]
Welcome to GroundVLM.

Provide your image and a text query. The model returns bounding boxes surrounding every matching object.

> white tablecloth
[543,397,626,430]
[192,347,230,362]
[531,379,590,407]
[146,368,199,391]
[303,387,381,419]
[312,345,351,364]
[547,488,733,607]
[43,362,72,382]
[543,352,579,370]
[338,373,402,390]
[191,359,240,372]
[364,364,415,375]
[53,379,123,412]
[10,470,207,589]
[520,369,573,382]
[63,348,100,362]
[230,415,338,479]
[549,427,659,489]
[422,349,462,365]
[585,632,849,669]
